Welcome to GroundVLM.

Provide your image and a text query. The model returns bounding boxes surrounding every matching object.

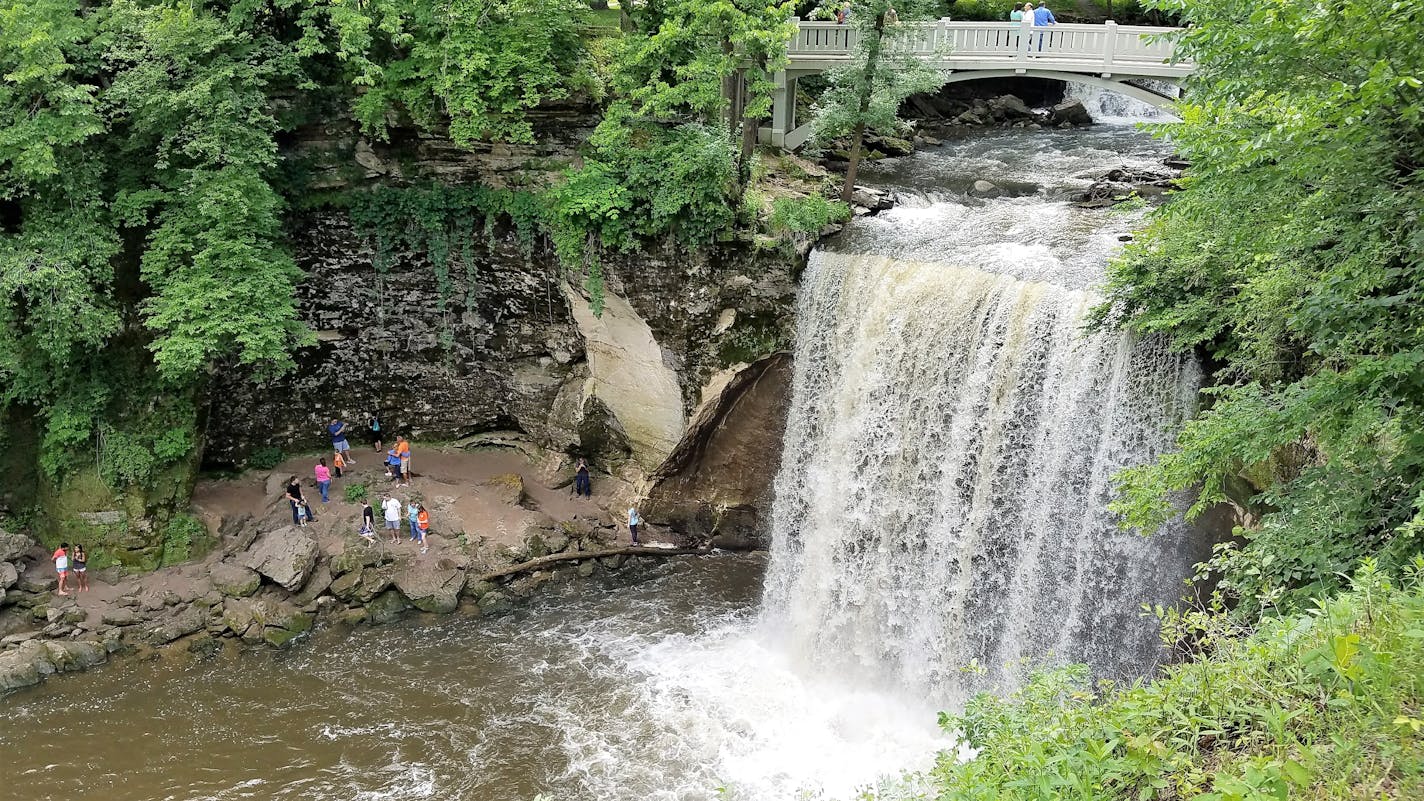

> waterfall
[1064,80,1181,125]
[763,251,1201,706]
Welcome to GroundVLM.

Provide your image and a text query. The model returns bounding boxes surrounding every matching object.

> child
[385,448,401,481]
[296,500,311,527]
[416,504,431,554]
[333,450,346,478]
[72,543,89,593]
[54,542,70,596]
[407,499,421,543]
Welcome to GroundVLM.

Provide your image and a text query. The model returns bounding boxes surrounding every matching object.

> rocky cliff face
[205,210,803,546]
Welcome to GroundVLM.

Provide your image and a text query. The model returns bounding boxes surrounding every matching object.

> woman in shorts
[72,543,89,593]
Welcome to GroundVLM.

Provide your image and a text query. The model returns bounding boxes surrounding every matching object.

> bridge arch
[938,70,1179,110]
[762,19,1193,149]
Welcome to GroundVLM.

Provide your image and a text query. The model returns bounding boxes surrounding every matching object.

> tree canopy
[1093,0,1424,617]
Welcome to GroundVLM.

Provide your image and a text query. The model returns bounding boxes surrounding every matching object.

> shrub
[920,559,1424,801]
[159,514,207,567]
[247,446,285,471]
[344,482,369,504]
[768,195,851,237]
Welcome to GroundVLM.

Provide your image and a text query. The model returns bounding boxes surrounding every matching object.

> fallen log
[476,544,713,582]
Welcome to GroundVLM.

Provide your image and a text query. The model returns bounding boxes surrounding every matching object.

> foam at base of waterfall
[545,611,957,801]
[1064,80,1180,125]
[764,253,1201,708]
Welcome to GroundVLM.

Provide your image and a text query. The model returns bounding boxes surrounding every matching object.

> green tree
[804,0,943,201]
[1093,0,1424,617]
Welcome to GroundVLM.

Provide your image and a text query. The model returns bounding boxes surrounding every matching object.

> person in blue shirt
[328,418,355,465]
[1032,2,1057,51]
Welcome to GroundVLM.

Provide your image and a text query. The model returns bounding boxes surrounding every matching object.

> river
[1,115,1201,801]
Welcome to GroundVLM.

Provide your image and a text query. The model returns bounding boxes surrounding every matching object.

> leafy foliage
[804,0,944,199]
[767,194,851,236]
[925,560,1424,801]
[1092,0,1424,617]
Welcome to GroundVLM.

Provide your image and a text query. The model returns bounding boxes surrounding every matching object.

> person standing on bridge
[1010,2,1029,21]
[1032,0,1058,51]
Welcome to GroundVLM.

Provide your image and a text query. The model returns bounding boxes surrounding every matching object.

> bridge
[762,18,1192,149]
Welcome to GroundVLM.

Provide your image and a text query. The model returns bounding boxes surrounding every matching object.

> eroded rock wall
[205,209,803,547]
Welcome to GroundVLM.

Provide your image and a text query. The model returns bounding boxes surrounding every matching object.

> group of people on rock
[51,543,88,596]
[280,416,643,555]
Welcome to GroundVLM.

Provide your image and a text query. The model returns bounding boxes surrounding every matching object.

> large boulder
[987,94,1034,120]
[17,571,56,594]
[1048,99,1093,126]
[392,559,466,614]
[0,562,17,590]
[365,589,409,625]
[0,646,42,691]
[0,529,31,562]
[221,597,312,646]
[210,562,261,598]
[239,527,319,592]
[144,605,207,645]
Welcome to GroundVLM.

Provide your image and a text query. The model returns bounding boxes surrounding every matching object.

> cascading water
[1064,79,1181,124]
[761,127,1205,708]
[762,253,1201,705]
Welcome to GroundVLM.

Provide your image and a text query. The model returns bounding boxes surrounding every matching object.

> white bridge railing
[789,19,1189,75]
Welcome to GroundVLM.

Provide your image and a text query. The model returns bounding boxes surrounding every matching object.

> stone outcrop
[211,562,262,598]
[239,528,319,592]
[646,353,794,549]
[393,558,467,613]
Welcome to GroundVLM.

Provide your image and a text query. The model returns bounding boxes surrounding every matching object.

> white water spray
[763,252,1201,706]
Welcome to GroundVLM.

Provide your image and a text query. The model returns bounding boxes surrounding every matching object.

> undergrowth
[915,559,1424,801]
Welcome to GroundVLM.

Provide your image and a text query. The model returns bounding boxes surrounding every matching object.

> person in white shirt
[381,496,403,544]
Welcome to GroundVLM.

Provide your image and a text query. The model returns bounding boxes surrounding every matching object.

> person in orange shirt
[53,543,70,596]
[333,450,346,478]
[396,437,412,486]
[416,505,430,554]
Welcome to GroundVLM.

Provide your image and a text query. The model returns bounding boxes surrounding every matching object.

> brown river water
[0,554,949,801]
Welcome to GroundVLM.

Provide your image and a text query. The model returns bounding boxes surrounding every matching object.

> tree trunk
[841,121,867,202]
[841,12,887,203]
[476,544,713,583]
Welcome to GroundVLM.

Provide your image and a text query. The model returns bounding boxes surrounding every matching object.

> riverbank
[1,441,723,694]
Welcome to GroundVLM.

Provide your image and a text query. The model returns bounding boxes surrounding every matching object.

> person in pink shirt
[315,458,332,503]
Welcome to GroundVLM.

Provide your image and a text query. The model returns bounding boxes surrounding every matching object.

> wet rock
[1048,99,1093,126]
[365,589,408,625]
[463,580,497,600]
[44,640,106,672]
[328,569,363,601]
[211,562,262,598]
[476,591,511,615]
[988,94,1034,119]
[116,595,140,609]
[239,527,319,592]
[393,559,465,613]
[576,561,597,578]
[0,646,42,690]
[971,180,1004,198]
[262,611,313,648]
[145,606,206,645]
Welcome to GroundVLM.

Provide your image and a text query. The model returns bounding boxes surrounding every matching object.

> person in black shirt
[285,477,307,526]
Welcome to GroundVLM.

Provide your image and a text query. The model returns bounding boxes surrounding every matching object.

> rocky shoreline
[1,447,741,694]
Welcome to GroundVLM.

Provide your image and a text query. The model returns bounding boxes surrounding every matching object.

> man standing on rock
[285,476,310,526]
[628,507,642,546]
[574,458,592,497]
[381,495,402,543]
[328,418,355,466]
